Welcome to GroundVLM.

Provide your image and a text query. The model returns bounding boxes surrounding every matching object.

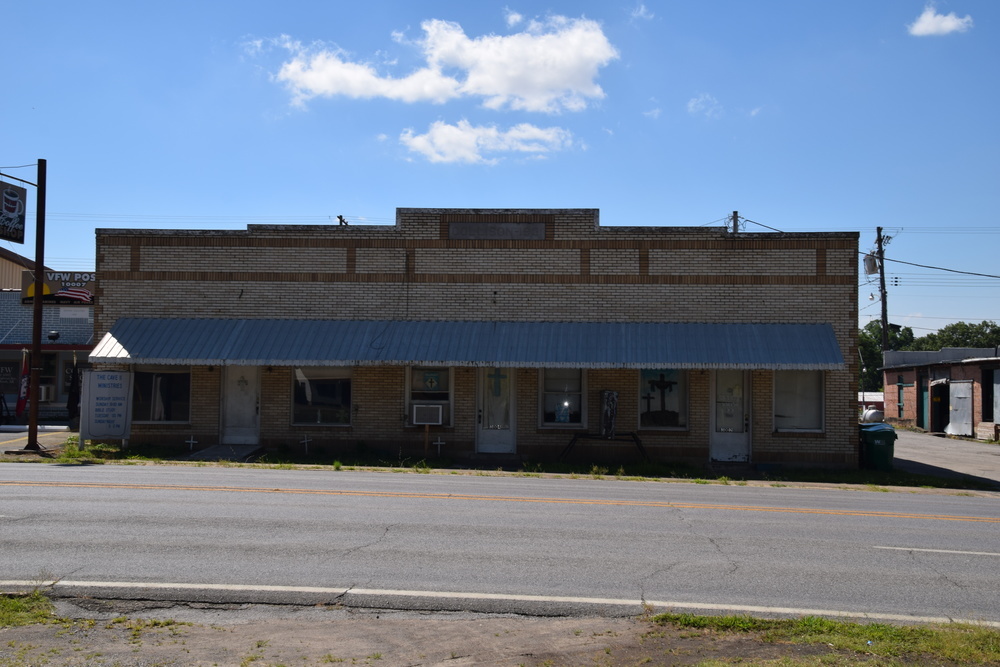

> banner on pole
[0,181,27,244]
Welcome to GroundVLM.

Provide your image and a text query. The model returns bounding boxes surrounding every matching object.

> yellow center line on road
[2,435,61,445]
[3,480,998,523]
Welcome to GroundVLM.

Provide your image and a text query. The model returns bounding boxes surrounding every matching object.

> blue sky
[3,1,997,335]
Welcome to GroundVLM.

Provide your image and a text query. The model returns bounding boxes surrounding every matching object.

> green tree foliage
[908,320,1000,351]
[858,321,914,392]
[857,320,999,391]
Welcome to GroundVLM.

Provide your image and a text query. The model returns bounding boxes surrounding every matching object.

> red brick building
[882,348,999,440]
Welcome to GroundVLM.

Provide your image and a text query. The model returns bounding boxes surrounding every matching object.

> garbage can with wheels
[859,422,896,471]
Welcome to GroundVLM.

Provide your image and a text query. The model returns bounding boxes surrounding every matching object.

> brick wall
[0,290,94,345]
[95,209,859,466]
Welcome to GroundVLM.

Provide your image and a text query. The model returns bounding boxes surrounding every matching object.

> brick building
[90,208,860,467]
[882,348,999,440]
[0,249,94,422]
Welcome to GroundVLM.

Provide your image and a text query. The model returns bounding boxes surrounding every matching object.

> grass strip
[653,612,1000,664]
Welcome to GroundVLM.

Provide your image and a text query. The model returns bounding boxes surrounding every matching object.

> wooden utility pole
[876,226,889,352]
[731,211,739,233]
[27,158,47,451]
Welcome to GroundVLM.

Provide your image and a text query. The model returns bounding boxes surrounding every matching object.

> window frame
[291,367,353,426]
[638,369,689,431]
[407,366,454,427]
[773,370,825,433]
[131,366,192,424]
[538,368,586,429]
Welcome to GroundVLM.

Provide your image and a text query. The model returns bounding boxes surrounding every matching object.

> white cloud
[399,120,573,164]
[275,42,459,107]
[504,7,523,27]
[274,16,618,113]
[643,108,661,119]
[631,4,654,21]
[908,5,973,36]
[687,93,723,119]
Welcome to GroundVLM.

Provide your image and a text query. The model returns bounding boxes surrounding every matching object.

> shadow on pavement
[893,456,1000,489]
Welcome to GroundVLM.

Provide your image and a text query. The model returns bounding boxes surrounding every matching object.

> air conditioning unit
[412,404,443,425]
[39,385,55,402]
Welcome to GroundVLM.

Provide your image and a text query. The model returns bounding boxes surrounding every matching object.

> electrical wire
[697,216,732,227]
[881,256,1000,280]
[857,250,1000,280]
[740,217,784,233]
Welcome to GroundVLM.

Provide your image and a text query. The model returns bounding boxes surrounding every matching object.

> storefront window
[639,369,688,429]
[293,368,351,425]
[540,369,583,426]
[409,367,452,426]
[774,370,824,431]
[132,368,191,422]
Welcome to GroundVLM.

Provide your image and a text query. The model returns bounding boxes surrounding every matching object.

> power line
[882,255,1000,280]
[859,250,1000,280]
[740,217,784,233]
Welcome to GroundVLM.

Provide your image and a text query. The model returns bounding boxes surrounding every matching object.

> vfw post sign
[80,370,133,442]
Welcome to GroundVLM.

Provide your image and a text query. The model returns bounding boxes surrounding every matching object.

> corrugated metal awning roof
[90,319,846,370]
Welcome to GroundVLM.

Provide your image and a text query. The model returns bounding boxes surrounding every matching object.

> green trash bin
[859,422,896,471]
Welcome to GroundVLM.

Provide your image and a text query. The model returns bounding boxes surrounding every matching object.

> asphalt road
[2,463,999,625]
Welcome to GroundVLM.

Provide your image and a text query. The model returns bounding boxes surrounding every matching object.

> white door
[222,366,260,445]
[710,370,750,462]
[945,380,973,437]
[994,373,1000,426]
[477,367,516,453]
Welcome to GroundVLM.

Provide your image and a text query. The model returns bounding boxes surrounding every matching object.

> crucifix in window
[488,368,507,397]
[648,373,676,412]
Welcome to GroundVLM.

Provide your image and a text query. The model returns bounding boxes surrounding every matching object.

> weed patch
[0,591,55,627]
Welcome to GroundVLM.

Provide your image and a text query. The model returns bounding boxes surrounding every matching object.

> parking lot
[893,427,1000,487]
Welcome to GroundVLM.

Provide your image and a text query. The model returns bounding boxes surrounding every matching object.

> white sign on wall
[80,370,133,442]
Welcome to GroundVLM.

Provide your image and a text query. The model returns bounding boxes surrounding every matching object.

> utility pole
[0,159,46,454]
[731,211,739,233]
[27,158,47,451]
[876,226,889,352]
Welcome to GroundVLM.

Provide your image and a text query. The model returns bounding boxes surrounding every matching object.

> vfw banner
[80,370,133,442]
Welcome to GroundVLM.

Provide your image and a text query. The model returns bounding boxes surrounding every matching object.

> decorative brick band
[99,270,855,286]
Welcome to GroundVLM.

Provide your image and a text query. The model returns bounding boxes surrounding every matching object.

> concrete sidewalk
[892,428,1000,488]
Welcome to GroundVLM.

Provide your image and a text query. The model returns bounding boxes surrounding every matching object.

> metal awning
[90,319,846,370]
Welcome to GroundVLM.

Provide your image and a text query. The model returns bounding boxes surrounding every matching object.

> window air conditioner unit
[412,404,443,425]
[39,385,55,402]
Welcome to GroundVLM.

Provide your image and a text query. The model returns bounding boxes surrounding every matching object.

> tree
[858,321,915,392]
[910,320,1000,351]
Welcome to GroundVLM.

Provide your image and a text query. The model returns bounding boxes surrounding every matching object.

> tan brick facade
[94,208,860,467]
